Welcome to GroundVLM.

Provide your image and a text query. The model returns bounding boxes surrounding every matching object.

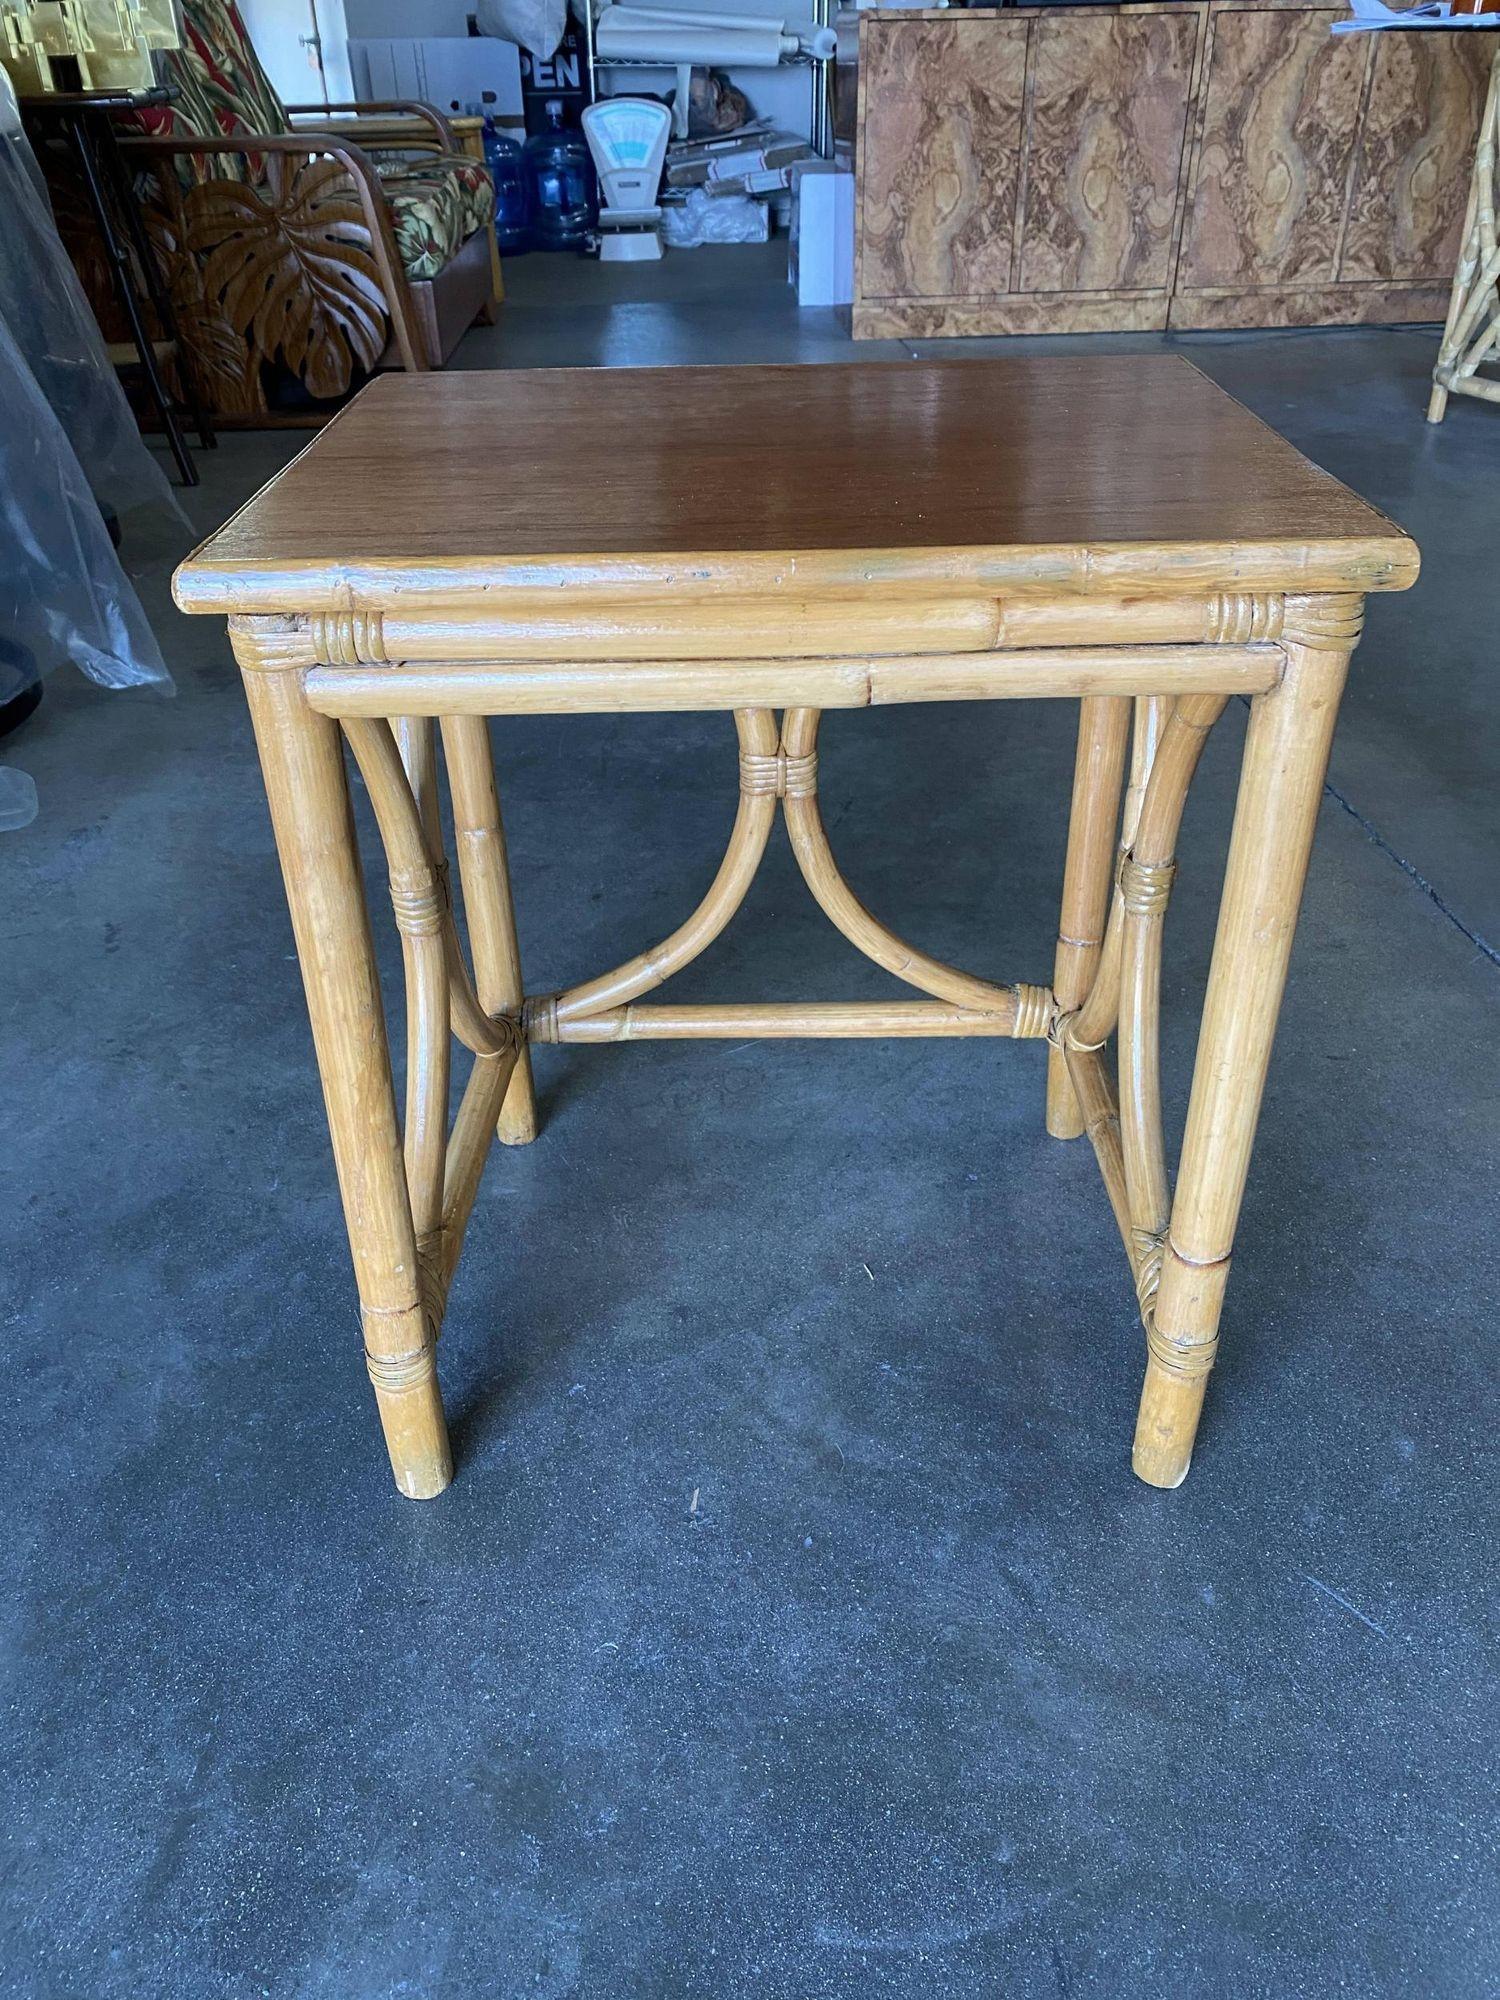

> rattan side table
[176,358,1418,1499]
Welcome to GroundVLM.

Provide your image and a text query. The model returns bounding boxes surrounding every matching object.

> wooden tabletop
[176,358,1418,614]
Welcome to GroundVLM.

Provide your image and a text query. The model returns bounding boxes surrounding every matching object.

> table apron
[266,590,1299,664]
[302,644,1283,717]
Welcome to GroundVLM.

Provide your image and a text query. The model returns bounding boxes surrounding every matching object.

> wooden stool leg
[442,716,538,1144]
[1048,696,1130,1137]
[240,655,452,1500]
[1132,597,1361,1487]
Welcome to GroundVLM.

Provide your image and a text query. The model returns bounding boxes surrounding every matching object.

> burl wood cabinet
[853,0,1491,337]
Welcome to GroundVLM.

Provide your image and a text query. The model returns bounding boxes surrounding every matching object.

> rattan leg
[1428,47,1500,424]
[1132,597,1362,1487]
[1048,697,1130,1137]
[442,716,538,1144]
[240,660,452,1500]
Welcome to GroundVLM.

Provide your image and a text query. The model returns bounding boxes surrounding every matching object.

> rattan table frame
[219,583,1375,1500]
[176,356,1421,1500]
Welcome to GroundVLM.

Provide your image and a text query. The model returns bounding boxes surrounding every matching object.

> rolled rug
[595,5,797,64]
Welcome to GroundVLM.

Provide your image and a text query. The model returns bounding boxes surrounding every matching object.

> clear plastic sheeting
[0,71,182,526]
[0,70,175,825]
[0,310,170,689]
[0,769,40,831]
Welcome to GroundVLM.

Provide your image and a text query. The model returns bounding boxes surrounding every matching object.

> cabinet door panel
[1339,36,1490,282]
[858,18,1028,300]
[1019,11,1198,294]
[1179,9,1365,289]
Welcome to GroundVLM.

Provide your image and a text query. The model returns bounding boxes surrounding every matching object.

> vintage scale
[581,95,673,261]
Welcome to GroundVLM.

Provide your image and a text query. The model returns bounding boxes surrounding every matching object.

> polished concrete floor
[3,247,1498,1998]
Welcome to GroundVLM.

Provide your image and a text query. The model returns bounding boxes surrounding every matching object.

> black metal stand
[26,89,215,487]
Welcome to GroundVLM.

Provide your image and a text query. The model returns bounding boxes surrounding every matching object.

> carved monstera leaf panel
[185,155,390,401]
[141,182,265,417]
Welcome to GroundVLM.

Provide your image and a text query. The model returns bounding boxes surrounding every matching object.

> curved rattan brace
[390,716,452,1310]
[342,716,449,1311]
[1114,695,1229,1306]
[1047,692,1229,1329]
[342,715,522,1335]
[440,714,538,1146]
[341,717,516,1064]
[553,709,781,1023]
[780,707,1043,1033]
[437,1037,520,1307]
[1073,693,1228,1053]
[1122,697,1172,852]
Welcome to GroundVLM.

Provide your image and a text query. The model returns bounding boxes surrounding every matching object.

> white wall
[239,0,354,103]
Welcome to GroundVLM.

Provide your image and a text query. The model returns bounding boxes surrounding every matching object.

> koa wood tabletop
[177,357,1418,1501]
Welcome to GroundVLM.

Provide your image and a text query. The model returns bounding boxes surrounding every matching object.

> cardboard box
[667,129,811,190]
[789,156,854,307]
[348,36,523,119]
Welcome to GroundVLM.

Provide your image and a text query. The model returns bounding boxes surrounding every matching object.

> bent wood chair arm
[286,99,459,153]
[118,131,425,372]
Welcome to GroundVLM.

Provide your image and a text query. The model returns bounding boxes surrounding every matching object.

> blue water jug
[521,98,597,252]
[482,111,531,255]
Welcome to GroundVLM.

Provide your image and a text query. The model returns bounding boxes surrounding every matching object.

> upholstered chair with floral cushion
[108,0,498,419]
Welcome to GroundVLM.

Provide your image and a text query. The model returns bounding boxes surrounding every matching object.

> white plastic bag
[475,0,568,61]
[660,187,770,246]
